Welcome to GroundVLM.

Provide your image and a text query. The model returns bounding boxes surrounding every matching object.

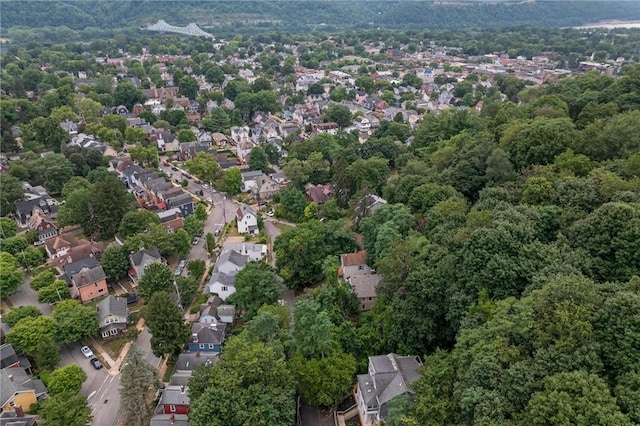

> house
[70,265,108,303]
[348,274,383,312]
[198,296,236,324]
[251,175,280,201]
[166,193,194,218]
[44,234,77,259]
[54,241,104,273]
[96,296,128,339]
[305,183,333,204]
[223,243,267,262]
[241,170,264,193]
[236,204,258,235]
[149,414,189,426]
[174,352,218,375]
[355,353,423,425]
[340,250,371,280]
[314,122,339,134]
[206,271,236,300]
[158,385,190,415]
[61,257,99,282]
[271,172,286,185]
[355,116,371,133]
[188,322,226,353]
[0,345,20,370]
[157,208,184,233]
[354,194,388,224]
[0,367,47,414]
[129,247,164,282]
[27,208,58,242]
[14,196,59,228]
[0,408,39,426]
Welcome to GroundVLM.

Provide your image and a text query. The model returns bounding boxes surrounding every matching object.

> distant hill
[2,1,640,36]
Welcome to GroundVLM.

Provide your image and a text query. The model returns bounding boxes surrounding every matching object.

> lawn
[101,335,128,359]
[274,222,295,234]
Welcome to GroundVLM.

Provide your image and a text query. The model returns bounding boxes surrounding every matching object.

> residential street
[8,275,53,315]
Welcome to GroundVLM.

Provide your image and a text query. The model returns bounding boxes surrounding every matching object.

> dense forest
[2,0,640,40]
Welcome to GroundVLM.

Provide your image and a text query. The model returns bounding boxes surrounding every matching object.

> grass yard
[101,335,128,359]
[274,222,295,233]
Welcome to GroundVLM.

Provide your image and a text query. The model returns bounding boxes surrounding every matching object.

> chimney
[13,405,24,417]
[180,385,185,394]
[170,414,175,424]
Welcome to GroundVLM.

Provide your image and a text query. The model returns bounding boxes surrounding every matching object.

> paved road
[8,275,53,315]
[58,343,122,426]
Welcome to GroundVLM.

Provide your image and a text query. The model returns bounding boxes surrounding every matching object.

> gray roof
[241,170,264,181]
[0,410,38,426]
[63,257,99,276]
[175,352,219,372]
[121,165,143,178]
[149,414,190,426]
[97,295,127,321]
[216,250,248,269]
[167,193,193,207]
[217,305,236,318]
[191,323,226,345]
[129,247,162,266]
[159,386,190,406]
[348,275,382,299]
[0,368,47,407]
[168,371,191,387]
[207,271,236,288]
[71,265,107,287]
[0,344,19,369]
[358,353,423,409]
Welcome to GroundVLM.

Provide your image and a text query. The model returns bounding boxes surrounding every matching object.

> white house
[236,204,258,235]
[206,271,237,300]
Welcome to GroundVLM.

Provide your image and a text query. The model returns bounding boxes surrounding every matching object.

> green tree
[216,167,242,194]
[61,176,91,198]
[34,338,61,372]
[289,348,356,407]
[30,271,56,290]
[118,210,161,239]
[292,299,333,358]
[187,259,206,280]
[522,371,632,426]
[202,108,230,133]
[47,364,87,396]
[248,146,269,171]
[188,333,296,426]
[6,315,56,355]
[39,392,92,426]
[113,80,146,110]
[228,262,284,320]
[184,152,221,183]
[323,103,353,128]
[183,215,204,239]
[278,187,307,222]
[0,174,24,215]
[119,345,157,426]
[0,217,18,238]
[102,114,127,135]
[177,129,196,143]
[22,116,67,152]
[53,299,99,344]
[100,245,131,279]
[0,252,22,296]
[76,97,103,124]
[179,75,199,100]
[175,276,198,307]
[37,280,70,304]
[282,158,310,189]
[4,305,41,327]
[264,144,280,165]
[145,291,189,358]
[90,174,136,239]
[138,263,173,300]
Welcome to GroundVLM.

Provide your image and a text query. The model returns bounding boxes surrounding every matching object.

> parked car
[192,237,200,245]
[126,293,138,304]
[81,346,94,358]
[202,183,210,189]
[214,229,221,237]
[90,358,103,370]
[266,211,274,217]
[171,166,178,171]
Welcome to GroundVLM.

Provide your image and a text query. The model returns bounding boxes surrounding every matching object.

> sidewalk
[89,317,147,376]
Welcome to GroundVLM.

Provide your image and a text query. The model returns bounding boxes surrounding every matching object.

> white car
[81,346,94,358]
[266,211,274,217]
[202,183,210,189]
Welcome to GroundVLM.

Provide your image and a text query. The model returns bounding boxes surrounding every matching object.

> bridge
[146,20,214,39]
